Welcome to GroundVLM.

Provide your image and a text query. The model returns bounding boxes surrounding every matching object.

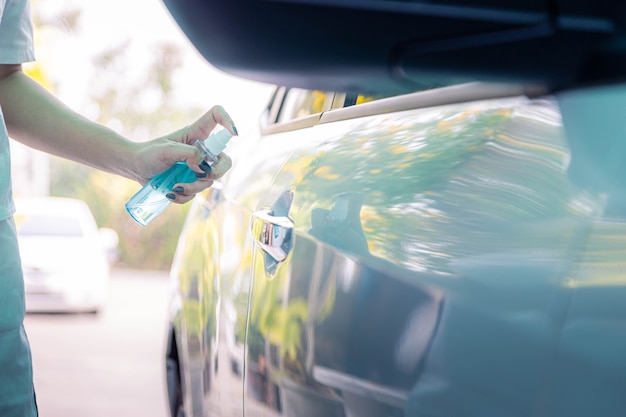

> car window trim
[261,113,324,135]
[261,89,335,135]
[320,82,546,124]
[260,82,546,135]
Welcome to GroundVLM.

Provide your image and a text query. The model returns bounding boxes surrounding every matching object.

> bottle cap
[204,129,233,155]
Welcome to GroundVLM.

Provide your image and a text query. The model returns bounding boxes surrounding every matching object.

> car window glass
[346,92,400,107]
[277,88,328,123]
[357,93,393,105]
[347,86,442,107]
[15,215,84,237]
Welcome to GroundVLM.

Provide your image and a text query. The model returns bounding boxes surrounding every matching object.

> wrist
[110,137,143,181]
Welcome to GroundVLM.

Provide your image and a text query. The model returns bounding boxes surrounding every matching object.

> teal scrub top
[0,0,35,221]
[0,1,38,416]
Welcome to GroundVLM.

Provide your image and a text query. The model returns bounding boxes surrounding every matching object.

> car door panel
[171,85,626,417]
[552,221,626,417]
[220,126,322,417]
[243,95,595,417]
[170,121,302,417]
[169,187,223,417]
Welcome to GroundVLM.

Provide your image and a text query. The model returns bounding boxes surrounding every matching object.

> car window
[345,83,445,107]
[350,93,395,106]
[277,88,330,123]
[15,215,84,237]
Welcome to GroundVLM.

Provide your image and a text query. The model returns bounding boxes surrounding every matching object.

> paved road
[24,269,171,417]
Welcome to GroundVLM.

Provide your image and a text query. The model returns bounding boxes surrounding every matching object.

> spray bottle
[125,129,233,226]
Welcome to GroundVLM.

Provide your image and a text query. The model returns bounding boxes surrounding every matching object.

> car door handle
[251,210,294,263]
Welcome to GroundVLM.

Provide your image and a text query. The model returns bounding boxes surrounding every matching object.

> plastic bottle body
[125,162,198,226]
[125,129,232,226]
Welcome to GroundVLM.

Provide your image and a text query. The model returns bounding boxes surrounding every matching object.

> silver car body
[166,82,626,417]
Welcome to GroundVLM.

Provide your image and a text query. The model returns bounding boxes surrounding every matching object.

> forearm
[0,67,139,179]
[0,64,236,200]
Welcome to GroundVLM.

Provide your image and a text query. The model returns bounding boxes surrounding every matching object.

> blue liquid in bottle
[125,129,233,226]
[125,162,198,226]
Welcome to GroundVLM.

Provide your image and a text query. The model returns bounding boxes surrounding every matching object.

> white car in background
[14,197,117,314]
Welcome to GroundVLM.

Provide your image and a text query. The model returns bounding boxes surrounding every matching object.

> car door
[242,83,602,417]
[173,88,333,417]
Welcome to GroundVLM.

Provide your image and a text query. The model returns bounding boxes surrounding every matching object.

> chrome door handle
[251,210,294,262]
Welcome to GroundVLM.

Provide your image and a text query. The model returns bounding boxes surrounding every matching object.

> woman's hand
[131,105,238,204]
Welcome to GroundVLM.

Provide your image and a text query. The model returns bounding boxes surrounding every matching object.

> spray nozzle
[204,129,234,156]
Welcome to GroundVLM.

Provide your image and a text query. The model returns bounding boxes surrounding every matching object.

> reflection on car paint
[242,98,605,417]
[169,93,626,417]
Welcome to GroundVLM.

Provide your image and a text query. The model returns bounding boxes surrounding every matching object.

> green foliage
[33,4,205,270]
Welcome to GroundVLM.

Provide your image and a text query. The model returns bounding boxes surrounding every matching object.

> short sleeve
[0,0,34,64]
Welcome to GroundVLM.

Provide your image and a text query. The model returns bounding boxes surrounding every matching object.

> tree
[29,2,205,269]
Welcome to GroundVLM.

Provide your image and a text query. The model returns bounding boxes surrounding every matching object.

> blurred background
[12,0,274,270]
[15,2,273,417]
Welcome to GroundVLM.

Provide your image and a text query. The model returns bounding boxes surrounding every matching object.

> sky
[29,0,275,136]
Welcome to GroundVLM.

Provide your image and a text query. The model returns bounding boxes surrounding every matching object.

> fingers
[166,179,214,204]
[207,105,239,136]
[155,105,236,205]
[208,153,233,178]
[186,149,233,175]
[167,152,232,204]
[186,105,239,144]
[167,177,215,203]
